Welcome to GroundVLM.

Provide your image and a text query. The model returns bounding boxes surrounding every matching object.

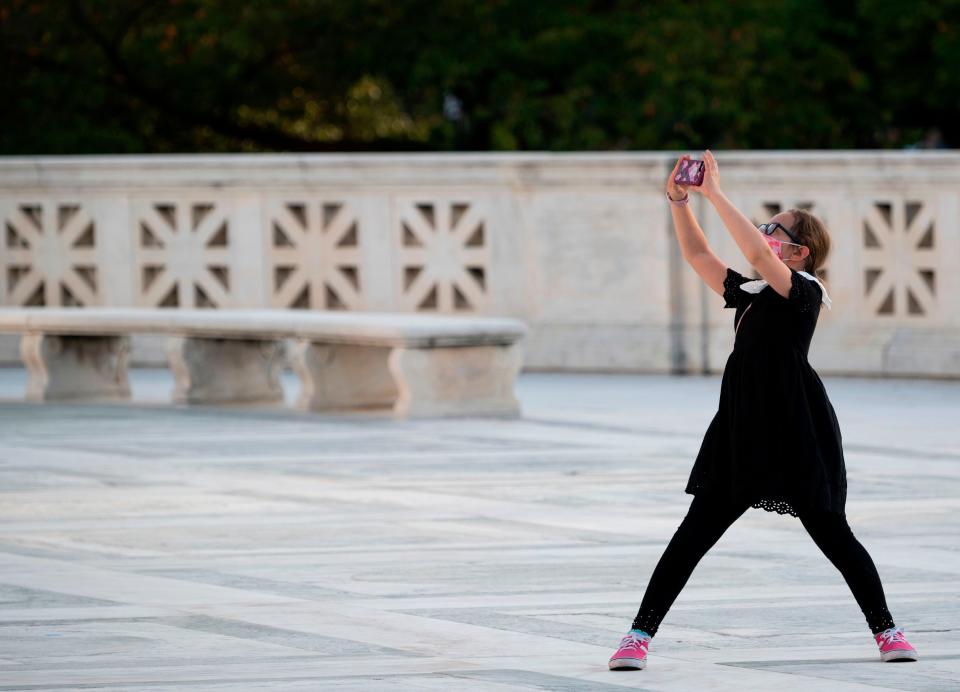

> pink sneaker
[608,630,651,670]
[875,626,918,662]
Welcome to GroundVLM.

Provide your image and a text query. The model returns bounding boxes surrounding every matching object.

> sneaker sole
[881,649,918,662]
[609,657,646,670]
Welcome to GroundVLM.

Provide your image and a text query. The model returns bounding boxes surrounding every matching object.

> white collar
[738,270,832,310]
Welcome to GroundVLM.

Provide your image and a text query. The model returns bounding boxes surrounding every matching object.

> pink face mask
[765,237,802,260]
[765,237,783,257]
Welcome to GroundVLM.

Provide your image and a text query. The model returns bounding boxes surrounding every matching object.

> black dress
[685,266,847,517]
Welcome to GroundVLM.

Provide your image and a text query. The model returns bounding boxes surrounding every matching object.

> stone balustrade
[1,152,958,377]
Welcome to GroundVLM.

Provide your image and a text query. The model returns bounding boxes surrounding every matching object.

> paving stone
[0,368,957,690]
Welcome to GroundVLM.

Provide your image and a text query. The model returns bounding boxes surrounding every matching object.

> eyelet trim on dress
[750,497,799,517]
[723,268,750,309]
[788,270,831,313]
[688,482,800,518]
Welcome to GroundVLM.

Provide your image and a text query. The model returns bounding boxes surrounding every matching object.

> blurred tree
[1,0,957,153]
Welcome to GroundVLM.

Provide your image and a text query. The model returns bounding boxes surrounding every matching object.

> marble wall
[1,152,958,377]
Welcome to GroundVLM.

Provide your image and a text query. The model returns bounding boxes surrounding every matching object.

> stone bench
[0,308,528,417]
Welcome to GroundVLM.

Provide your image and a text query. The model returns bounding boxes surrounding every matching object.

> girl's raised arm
[692,150,793,299]
[667,155,727,298]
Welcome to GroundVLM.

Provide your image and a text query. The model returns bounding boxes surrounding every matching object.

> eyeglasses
[758,221,801,245]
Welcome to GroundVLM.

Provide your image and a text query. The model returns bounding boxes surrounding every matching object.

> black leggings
[631,491,896,637]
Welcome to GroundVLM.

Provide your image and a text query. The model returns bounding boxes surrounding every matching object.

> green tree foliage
[1,0,957,153]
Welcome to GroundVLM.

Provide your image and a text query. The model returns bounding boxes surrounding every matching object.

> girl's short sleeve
[788,269,823,314]
[722,267,750,309]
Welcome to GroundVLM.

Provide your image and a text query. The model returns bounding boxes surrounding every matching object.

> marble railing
[1,152,958,377]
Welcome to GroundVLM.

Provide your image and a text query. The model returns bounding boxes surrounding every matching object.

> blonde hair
[787,208,830,280]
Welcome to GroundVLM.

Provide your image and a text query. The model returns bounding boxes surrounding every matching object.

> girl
[608,151,919,671]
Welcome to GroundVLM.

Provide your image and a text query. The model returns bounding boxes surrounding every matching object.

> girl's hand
[666,155,691,201]
[690,149,722,200]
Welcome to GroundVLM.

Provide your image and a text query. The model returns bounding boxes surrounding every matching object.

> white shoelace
[877,627,906,645]
[619,633,649,650]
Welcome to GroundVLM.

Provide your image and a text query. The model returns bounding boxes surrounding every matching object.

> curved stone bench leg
[388,342,523,418]
[21,333,131,402]
[166,336,285,405]
[291,340,396,411]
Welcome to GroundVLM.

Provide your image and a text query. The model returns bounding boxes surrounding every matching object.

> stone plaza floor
[0,367,958,691]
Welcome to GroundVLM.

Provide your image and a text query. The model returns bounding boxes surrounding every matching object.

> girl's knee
[800,509,853,540]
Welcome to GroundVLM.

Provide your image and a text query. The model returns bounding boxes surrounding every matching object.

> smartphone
[674,159,705,186]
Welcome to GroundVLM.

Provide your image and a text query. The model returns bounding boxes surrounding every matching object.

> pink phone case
[674,159,705,186]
